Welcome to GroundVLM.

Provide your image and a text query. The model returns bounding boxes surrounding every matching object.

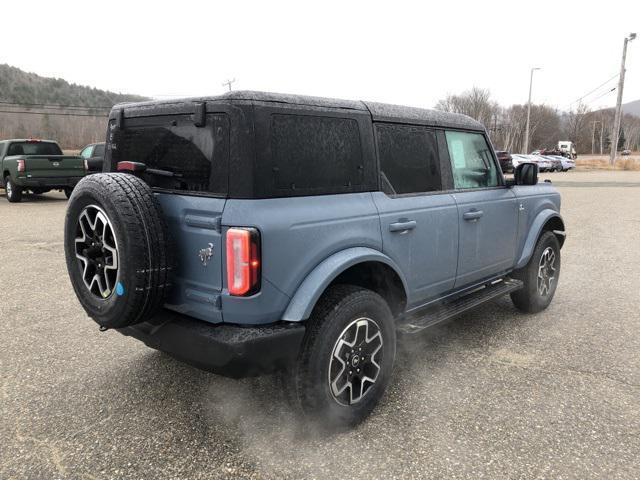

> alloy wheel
[74,205,119,298]
[537,246,557,296]
[328,317,383,406]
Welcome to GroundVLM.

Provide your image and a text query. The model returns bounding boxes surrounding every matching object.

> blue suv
[64,91,565,427]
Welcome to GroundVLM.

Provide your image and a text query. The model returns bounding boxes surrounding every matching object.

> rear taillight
[17,159,25,173]
[226,227,261,296]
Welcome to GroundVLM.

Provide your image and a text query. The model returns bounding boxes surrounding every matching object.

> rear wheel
[285,285,396,429]
[64,187,73,199]
[5,177,22,203]
[511,231,561,313]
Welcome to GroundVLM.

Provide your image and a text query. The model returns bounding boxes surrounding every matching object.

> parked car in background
[511,154,527,169]
[79,142,105,172]
[542,155,563,172]
[621,149,631,156]
[63,91,565,428]
[547,155,575,171]
[495,150,513,173]
[527,154,552,172]
[0,139,86,202]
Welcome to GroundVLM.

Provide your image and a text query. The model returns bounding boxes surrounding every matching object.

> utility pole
[610,33,636,165]
[523,67,541,154]
[600,121,604,155]
[591,121,601,154]
[222,78,236,91]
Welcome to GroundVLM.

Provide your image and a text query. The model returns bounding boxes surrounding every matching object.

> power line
[0,100,112,110]
[585,87,617,106]
[0,109,108,117]
[569,73,619,106]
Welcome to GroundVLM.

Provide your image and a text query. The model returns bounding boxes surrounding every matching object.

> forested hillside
[0,64,148,149]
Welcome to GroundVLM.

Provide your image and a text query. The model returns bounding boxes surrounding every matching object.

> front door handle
[389,220,417,233]
[463,209,484,221]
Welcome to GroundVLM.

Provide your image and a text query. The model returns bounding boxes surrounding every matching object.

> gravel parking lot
[1,170,638,479]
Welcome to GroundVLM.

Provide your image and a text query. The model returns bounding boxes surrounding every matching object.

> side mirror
[514,162,538,186]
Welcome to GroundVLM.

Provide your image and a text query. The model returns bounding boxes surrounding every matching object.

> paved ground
[1,171,639,479]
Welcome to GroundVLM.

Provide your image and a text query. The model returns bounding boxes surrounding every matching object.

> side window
[375,123,442,195]
[270,114,363,192]
[445,131,499,189]
[80,146,93,159]
[93,144,105,157]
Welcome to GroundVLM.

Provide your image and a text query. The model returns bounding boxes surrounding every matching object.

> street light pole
[610,33,636,165]
[523,67,540,154]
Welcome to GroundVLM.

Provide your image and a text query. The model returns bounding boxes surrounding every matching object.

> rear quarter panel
[512,183,562,267]
[221,192,382,325]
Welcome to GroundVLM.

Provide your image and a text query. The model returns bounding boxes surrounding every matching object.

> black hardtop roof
[115,90,484,131]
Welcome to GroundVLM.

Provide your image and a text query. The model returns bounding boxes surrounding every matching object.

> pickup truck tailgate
[23,155,85,177]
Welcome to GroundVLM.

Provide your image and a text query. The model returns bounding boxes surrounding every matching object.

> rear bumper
[16,176,84,188]
[118,310,306,378]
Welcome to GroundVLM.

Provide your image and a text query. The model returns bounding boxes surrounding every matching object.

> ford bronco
[64,91,565,427]
[1,139,85,202]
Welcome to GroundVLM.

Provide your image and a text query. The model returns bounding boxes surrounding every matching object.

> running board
[398,278,524,334]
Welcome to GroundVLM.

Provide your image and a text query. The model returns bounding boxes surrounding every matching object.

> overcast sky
[2,0,639,112]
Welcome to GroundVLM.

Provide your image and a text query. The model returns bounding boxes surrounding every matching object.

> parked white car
[549,155,575,171]
[524,154,552,172]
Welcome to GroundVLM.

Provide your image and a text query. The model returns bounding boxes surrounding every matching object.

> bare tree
[435,87,500,128]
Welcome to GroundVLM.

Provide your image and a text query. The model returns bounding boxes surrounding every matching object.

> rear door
[372,123,458,307]
[117,113,230,323]
[443,130,518,287]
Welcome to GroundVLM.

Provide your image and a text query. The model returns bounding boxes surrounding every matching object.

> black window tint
[375,123,442,194]
[117,114,228,194]
[270,114,363,191]
[93,144,105,157]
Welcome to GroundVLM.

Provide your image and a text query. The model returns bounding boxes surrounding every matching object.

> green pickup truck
[0,139,86,202]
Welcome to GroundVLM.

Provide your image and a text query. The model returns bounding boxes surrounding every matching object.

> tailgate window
[117,114,229,195]
[8,142,62,156]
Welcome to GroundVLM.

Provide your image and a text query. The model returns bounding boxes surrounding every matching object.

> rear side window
[7,142,62,156]
[270,114,363,192]
[117,114,229,195]
[80,146,93,158]
[93,144,105,157]
[445,131,499,189]
[375,123,442,195]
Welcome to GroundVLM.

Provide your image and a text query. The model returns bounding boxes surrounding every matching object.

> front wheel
[286,285,396,429]
[5,177,22,203]
[511,231,561,313]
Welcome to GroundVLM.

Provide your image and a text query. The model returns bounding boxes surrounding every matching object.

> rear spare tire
[64,173,172,329]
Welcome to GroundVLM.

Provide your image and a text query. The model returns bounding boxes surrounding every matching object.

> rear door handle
[463,210,484,221]
[389,220,417,233]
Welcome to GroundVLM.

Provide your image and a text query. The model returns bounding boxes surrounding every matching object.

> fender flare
[281,247,409,322]
[515,209,565,269]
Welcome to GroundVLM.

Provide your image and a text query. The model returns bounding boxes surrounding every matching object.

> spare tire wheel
[64,173,172,329]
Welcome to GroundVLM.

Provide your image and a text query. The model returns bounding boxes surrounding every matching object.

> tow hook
[99,326,109,332]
